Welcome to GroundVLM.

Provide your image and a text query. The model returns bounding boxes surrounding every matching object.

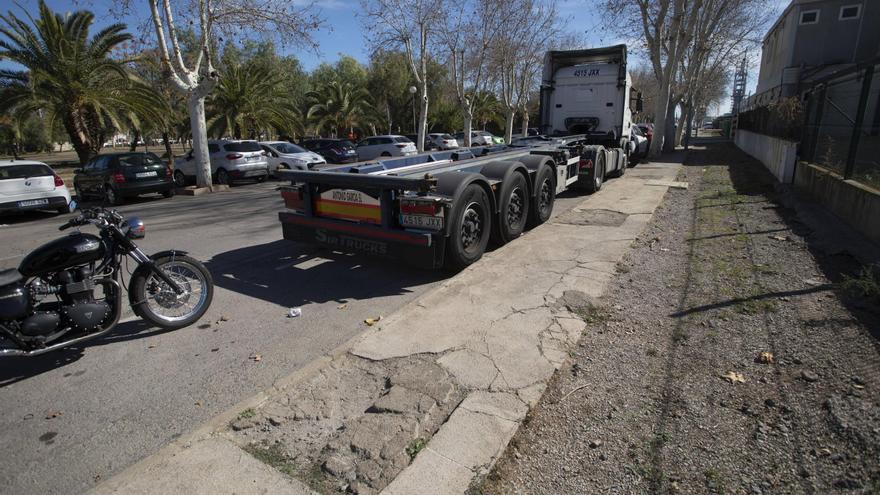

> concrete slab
[382,448,474,495]
[88,437,315,495]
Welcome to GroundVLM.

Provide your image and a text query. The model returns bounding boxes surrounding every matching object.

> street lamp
[409,86,417,134]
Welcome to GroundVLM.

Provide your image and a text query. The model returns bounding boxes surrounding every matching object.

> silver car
[174,139,269,186]
[356,135,418,161]
[260,141,327,178]
[427,133,459,150]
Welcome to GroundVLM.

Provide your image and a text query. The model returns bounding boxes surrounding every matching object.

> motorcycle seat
[0,269,23,286]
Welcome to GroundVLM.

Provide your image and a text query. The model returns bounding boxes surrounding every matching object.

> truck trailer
[276,45,642,270]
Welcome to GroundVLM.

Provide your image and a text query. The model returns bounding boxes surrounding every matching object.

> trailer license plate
[18,198,49,207]
[400,214,443,230]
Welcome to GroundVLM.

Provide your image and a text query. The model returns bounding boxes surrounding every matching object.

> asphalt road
[0,178,587,494]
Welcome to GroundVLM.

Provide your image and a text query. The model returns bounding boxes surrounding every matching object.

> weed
[243,442,296,477]
[840,264,880,303]
[238,408,256,419]
[406,438,427,460]
[672,330,690,343]
[616,262,631,274]
[646,347,659,357]
[704,468,727,493]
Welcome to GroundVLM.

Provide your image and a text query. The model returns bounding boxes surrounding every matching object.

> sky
[5,0,791,115]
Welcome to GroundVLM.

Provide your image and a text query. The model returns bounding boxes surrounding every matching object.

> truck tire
[527,164,555,229]
[584,151,605,194]
[611,149,627,178]
[492,171,530,245]
[446,183,492,270]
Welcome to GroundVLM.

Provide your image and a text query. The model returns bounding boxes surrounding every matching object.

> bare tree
[441,0,510,146]
[492,0,557,144]
[142,0,321,189]
[361,0,445,152]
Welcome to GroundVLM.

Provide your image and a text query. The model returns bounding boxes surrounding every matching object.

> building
[750,0,879,107]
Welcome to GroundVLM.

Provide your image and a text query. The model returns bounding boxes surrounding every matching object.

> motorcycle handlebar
[57,207,122,231]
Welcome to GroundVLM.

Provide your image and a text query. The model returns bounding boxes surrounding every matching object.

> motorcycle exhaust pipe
[0,279,123,357]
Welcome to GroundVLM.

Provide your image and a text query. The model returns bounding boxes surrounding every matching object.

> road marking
[289,257,332,270]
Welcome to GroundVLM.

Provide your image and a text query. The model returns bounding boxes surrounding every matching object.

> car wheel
[256,175,266,183]
[173,170,187,188]
[215,168,229,185]
[105,184,124,206]
[380,152,391,157]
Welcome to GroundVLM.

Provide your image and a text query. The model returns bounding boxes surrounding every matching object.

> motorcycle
[0,204,214,356]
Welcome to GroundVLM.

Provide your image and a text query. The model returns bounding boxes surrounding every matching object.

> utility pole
[731,55,747,115]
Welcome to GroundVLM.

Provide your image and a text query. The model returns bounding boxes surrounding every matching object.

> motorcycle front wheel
[131,254,214,329]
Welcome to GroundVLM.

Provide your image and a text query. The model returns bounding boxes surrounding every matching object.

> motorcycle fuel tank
[19,233,106,277]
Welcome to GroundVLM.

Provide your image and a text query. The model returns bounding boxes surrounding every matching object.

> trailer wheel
[446,184,492,269]
[527,165,555,229]
[612,150,627,178]
[492,172,530,244]
[584,152,605,194]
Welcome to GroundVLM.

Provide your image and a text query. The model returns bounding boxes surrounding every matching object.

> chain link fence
[801,62,880,191]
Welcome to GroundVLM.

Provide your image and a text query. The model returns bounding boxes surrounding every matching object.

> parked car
[631,125,649,159]
[405,134,438,151]
[426,133,459,150]
[452,131,494,146]
[73,152,174,205]
[173,139,269,186]
[260,141,326,178]
[491,135,505,145]
[300,138,358,164]
[356,135,418,161]
[0,160,72,214]
[636,123,654,148]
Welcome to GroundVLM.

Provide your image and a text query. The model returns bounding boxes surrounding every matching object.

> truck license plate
[400,214,443,230]
[18,198,49,207]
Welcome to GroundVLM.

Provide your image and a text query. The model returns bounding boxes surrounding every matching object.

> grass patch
[238,408,256,419]
[406,438,427,460]
[243,442,297,477]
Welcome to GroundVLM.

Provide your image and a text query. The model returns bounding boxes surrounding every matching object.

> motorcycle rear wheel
[131,254,213,329]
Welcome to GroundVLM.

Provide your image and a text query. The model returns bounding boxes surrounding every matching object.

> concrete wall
[735,129,798,183]
[794,162,880,246]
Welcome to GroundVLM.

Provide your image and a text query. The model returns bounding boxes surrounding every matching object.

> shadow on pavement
[205,239,446,309]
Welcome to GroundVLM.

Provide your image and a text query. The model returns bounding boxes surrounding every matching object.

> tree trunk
[417,85,428,153]
[504,108,515,145]
[162,131,174,166]
[648,81,670,157]
[130,130,140,152]
[187,95,213,190]
[462,112,473,147]
[675,105,688,147]
[64,113,93,165]
[662,98,677,153]
[521,111,530,137]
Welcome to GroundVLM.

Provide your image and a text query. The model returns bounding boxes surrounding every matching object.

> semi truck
[276,44,642,270]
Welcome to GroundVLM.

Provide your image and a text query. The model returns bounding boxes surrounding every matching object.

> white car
[427,133,459,150]
[453,131,494,146]
[174,139,269,185]
[356,135,418,161]
[630,126,649,159]
[260,141,327,178]
[0,160,72,215]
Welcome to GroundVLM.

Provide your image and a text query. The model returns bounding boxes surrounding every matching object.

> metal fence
[800,61,880,191]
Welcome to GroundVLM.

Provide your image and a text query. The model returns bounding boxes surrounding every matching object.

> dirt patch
[476,143,880,494]
[228,354,464,494]
[553,208,629,227]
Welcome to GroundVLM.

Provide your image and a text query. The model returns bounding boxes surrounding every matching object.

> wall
[735,129,798,183]
[794,162,880,246]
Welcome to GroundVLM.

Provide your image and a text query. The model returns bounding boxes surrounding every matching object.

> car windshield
[394,137,412,143]
[0,164,53,179]
[439,134,453,139]
[333,140,355,149]
[225,141,262,152]
[273,143,307,154]
[119,154,163,167]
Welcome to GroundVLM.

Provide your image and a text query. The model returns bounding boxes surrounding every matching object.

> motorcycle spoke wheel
[143,261,209,323]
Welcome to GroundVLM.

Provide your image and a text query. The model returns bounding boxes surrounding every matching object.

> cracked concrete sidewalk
[89,156,683,495]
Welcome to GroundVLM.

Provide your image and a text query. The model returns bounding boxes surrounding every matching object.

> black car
[300,139,358,164]
[73,152,175,205]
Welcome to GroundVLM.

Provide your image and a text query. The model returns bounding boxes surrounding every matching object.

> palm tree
[306,80,375,138]
[0,1,165,164]
[206,62,302,140]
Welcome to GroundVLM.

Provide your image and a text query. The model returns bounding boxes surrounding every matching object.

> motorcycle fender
[128,250,190,307]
